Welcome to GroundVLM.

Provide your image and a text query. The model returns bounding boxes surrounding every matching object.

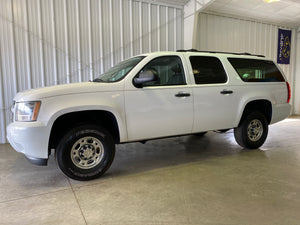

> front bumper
[7,122,49,165]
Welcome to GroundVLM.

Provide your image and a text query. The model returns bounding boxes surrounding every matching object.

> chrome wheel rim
[247,119,263,142]
[71,136,104,169]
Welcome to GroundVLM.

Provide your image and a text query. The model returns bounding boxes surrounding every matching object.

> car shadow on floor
[4,131,268,187]
[106,131,267,179]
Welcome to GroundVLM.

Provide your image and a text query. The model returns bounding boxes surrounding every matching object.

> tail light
[286,82,291,103]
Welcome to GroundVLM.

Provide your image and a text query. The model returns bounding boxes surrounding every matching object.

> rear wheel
[234,111,268,149]
[56,125,115,181]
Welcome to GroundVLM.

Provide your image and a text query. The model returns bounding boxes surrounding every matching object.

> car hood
[14,82,123,102]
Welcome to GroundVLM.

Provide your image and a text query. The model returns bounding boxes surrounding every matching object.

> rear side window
[228,58,285,82]
[189,56,227,84]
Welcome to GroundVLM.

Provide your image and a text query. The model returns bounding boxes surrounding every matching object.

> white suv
[7,50,291,180]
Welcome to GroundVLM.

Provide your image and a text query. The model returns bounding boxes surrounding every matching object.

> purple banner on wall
[277,28,291,64]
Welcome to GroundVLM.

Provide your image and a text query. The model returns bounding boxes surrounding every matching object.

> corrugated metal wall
[194,12,296,107]
[0,0,184,144]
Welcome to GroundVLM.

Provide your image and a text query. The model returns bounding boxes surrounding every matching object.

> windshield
[93,56,145,82]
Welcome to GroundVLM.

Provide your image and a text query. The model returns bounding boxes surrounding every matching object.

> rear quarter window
[228,58,285,82]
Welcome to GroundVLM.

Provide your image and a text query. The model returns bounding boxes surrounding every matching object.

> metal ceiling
[203,0,300,27]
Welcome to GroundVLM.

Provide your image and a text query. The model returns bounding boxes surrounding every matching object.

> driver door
[125,56,194,141]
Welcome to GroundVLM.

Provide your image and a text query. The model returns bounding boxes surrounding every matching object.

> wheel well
[48,110,120,154]
[239,100,272,126]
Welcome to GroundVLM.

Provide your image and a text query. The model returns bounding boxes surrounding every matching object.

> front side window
[228,58,285,82]
[189,56,227,84]
[136,56,186,87]
[93,56,145,83]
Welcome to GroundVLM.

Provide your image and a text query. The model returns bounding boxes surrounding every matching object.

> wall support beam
[294,27,300,114]
[183,0,215,49]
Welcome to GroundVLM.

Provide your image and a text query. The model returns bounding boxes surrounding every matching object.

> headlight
[15,101,41,122]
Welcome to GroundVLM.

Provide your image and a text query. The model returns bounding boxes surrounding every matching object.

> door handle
[220,90,233,95]
[175,92,191,97]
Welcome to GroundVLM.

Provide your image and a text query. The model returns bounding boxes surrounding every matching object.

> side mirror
[133,70,158,88]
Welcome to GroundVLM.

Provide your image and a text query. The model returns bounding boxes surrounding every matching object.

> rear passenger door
[189,55,238,132]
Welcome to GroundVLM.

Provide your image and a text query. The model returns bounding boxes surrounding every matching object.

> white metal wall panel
[194,12,296,110]
[151,4,159,51]
[123,0,132,60]
[176,9,183,50]
[0,0,17,144]
[0,0,184,143]
[159,6,167,51]
[141,2,150,53]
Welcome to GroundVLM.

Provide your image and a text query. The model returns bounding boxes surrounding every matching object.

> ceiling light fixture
[263,0,280,3]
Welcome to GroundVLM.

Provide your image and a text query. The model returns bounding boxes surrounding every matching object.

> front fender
[39,92,127,143]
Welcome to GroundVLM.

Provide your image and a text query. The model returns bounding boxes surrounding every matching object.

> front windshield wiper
[93,78,104,82]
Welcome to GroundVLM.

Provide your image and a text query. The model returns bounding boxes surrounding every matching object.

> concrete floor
[1,117,300,225]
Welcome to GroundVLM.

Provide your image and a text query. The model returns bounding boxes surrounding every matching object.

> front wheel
[56,125,115,181]
[234,111,268,149]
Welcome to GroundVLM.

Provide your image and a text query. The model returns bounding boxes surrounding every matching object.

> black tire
[234,111,268,149]
[56,125,115,181]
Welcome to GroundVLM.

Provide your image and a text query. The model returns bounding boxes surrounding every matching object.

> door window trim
[134,55,187,87]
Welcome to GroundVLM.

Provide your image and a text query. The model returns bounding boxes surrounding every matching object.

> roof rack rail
[176,49,265,58]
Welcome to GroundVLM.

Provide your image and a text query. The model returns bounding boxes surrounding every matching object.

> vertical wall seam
[166,7,168,51]
[24,0,32,89]
[174,8,177,50]
[237,19,241,51]
[157,5,160,51]
[51,0,58,85]
[87,0,93,80]
[37,0,45,87]
[139,1,143,54]
[75,0,82,82]
[130,0,133,56]
[0,38,7,143]
[253,22,257,53]
[269,25,273,58]
[120,0,124,60]
[10,0,19,93]
[109,0,114,66]
[264,24,268,56]
[148,3,151,52]
[258,22,261,54]
[273,25,277,60]
[99,0,104,74]
[181,8,184,50]
[63,0,70,83]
